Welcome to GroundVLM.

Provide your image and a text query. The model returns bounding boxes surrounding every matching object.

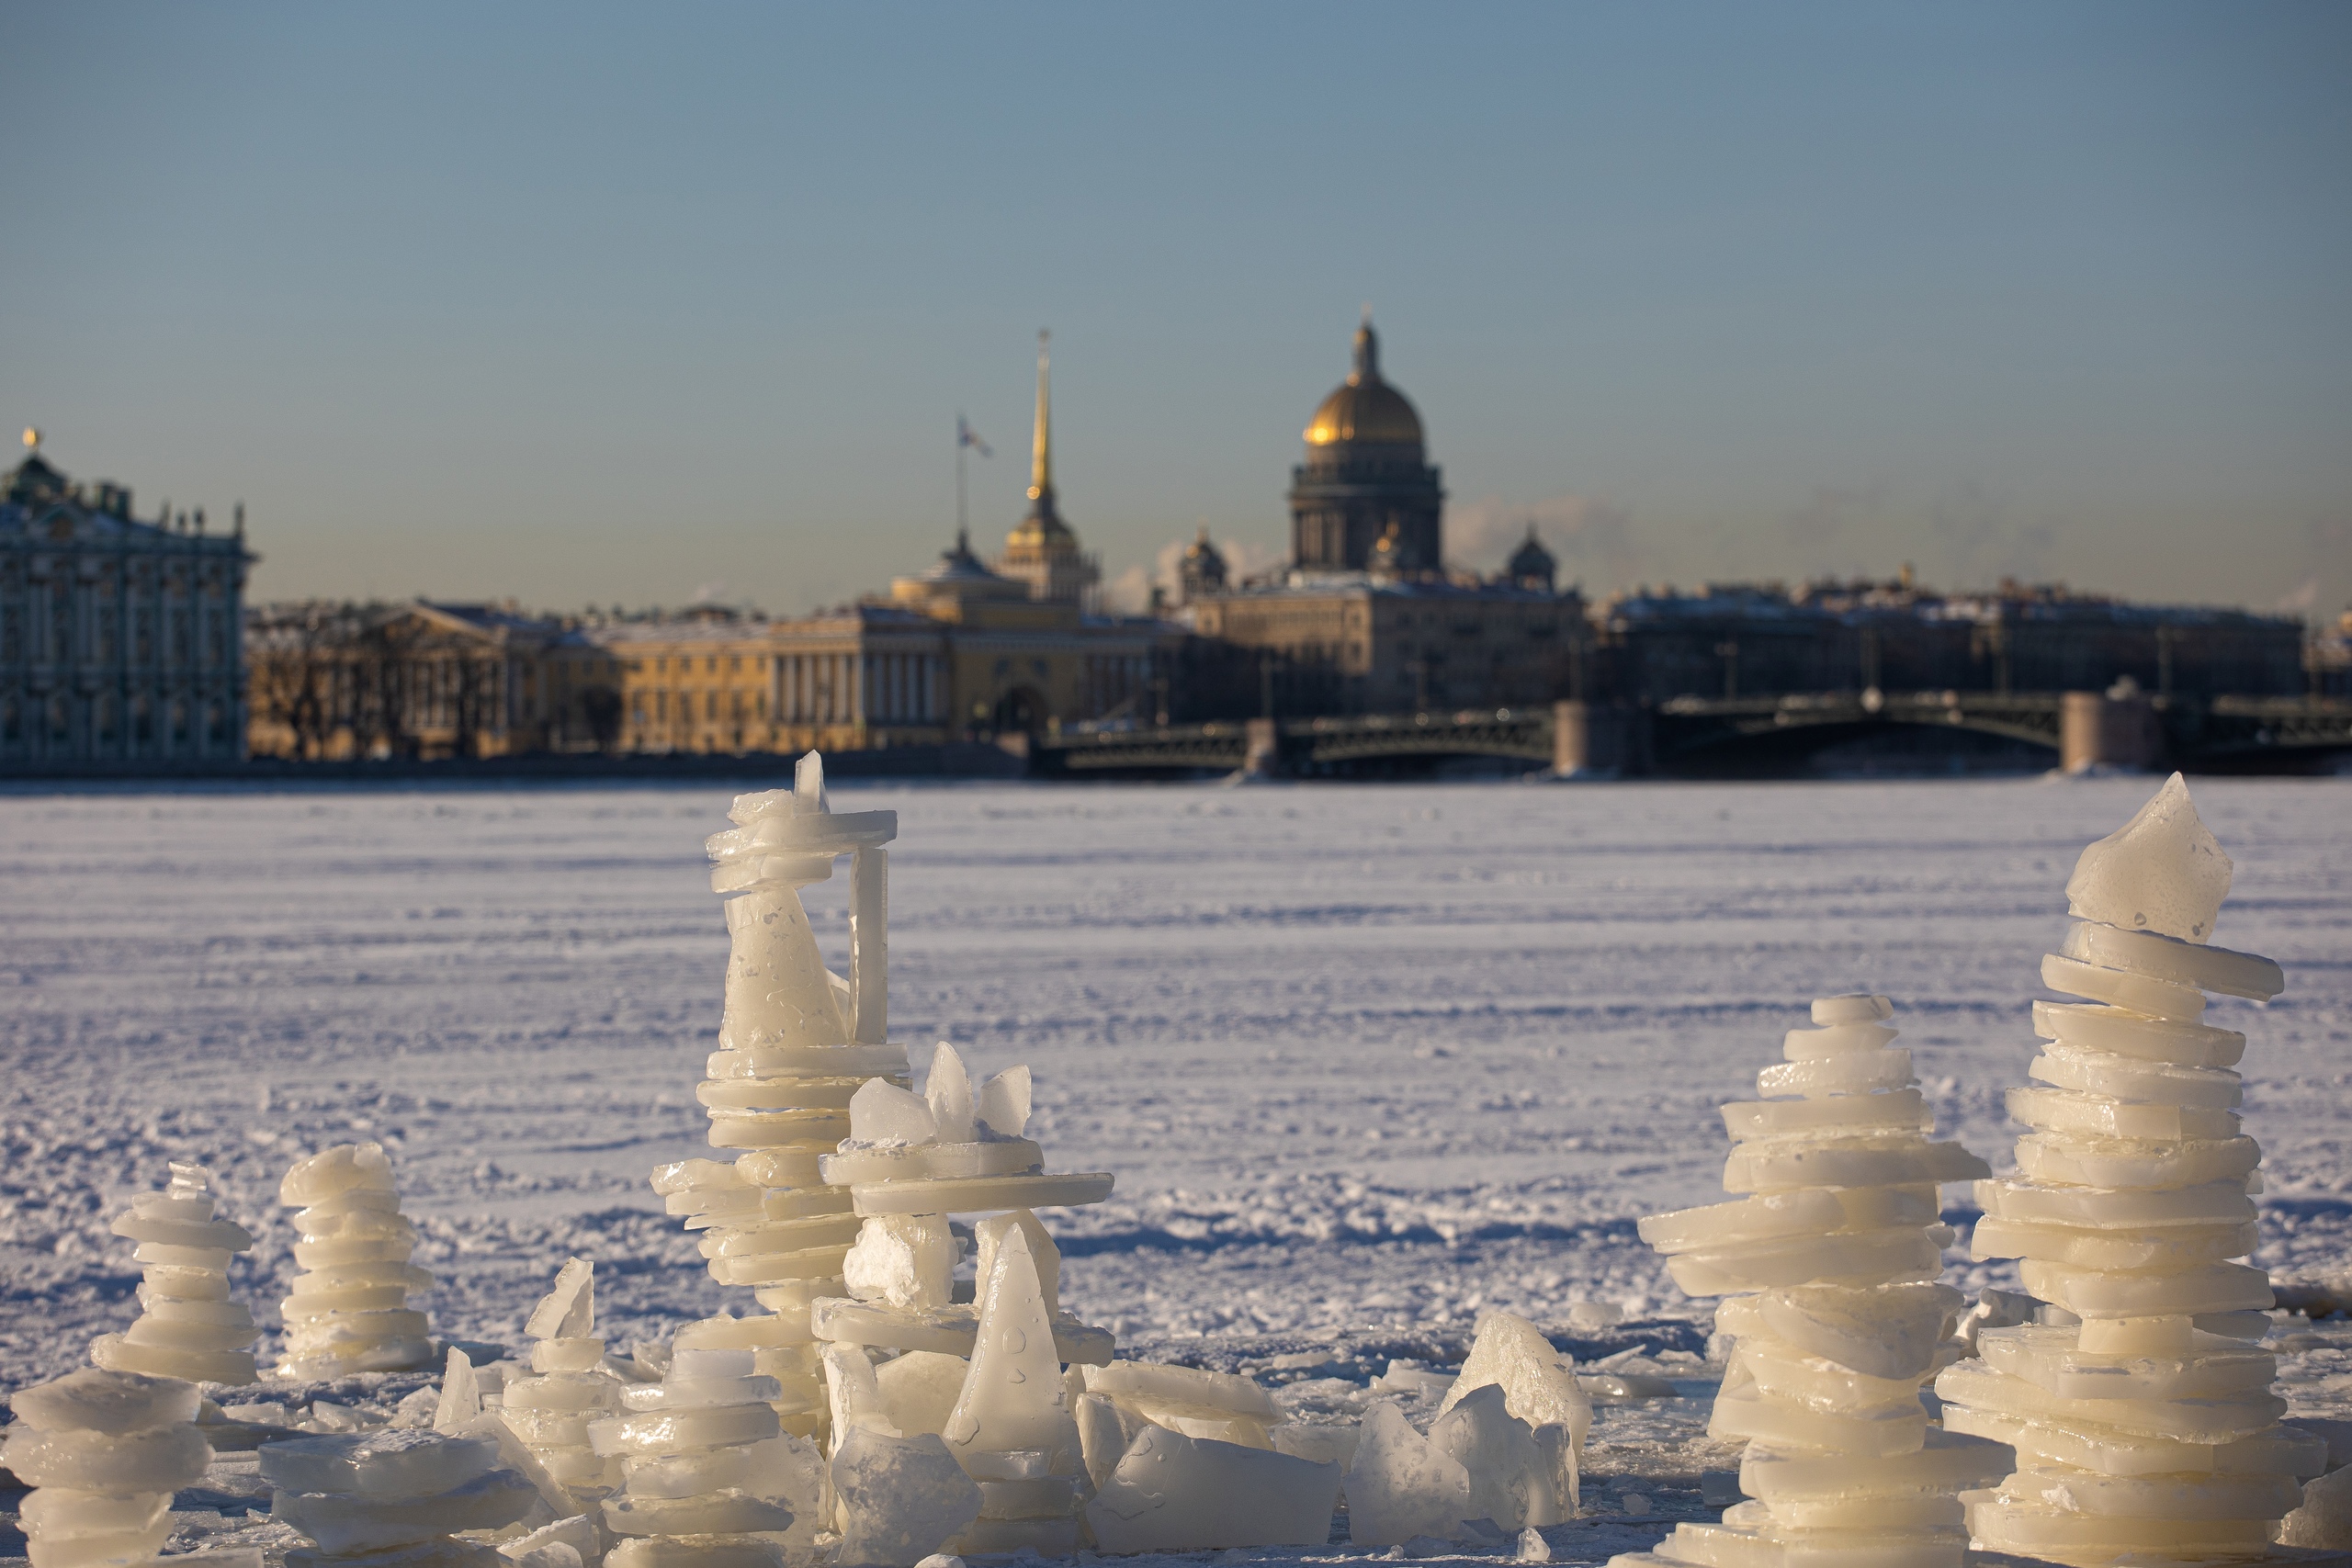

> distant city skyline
[3,2,2346,621]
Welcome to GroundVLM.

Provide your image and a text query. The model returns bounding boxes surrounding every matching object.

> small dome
[1304,319,1425,449]
[1507,527,1556,582]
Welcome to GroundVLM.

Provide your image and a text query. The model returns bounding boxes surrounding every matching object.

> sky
[3,2,2347,621]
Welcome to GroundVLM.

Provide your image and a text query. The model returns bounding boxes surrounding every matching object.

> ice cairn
[1612,993,2009,1568]
[650,752,906,1441]
[277,1140,437,1378]
[590,1345,824,1563]
[499,1258,627,1503]
[91,1160,262,1386]
[1936,773,2324,1565]
[261,1427,537,1567]
[3,1368,212,1567]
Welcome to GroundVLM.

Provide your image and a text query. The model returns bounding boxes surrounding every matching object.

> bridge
[1029,691,2352,779]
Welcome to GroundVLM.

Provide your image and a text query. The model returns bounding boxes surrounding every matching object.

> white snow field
[2,774,2348,1558]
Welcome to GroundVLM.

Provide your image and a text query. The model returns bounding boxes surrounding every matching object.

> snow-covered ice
[2,775,2348,1558]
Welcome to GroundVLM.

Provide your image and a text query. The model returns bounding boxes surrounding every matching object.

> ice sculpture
[589,1345,822,1564]
[90,1160,261,1386]
[3,1367,210,1567]
[262,1427,535,1566]
[500,1258,627,1501]
[657,752,908,1440]
[277,1140,436,1377]
[1936,774,2324,1565]
[810,1041,1115,1372]
[1612,994,2009,1568]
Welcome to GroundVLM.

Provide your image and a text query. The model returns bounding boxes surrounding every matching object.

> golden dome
[1304,318,1424,448]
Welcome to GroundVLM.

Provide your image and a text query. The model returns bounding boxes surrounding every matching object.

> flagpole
[956,413,967,546]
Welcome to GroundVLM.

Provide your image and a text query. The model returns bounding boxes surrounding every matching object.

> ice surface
[1345,1399,1475,1546]
[7,773,2352,1563]
[2065,773,2233,942]
[1084,1422,1342,1551]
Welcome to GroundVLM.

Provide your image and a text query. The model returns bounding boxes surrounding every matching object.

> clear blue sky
[4,3,2347,620]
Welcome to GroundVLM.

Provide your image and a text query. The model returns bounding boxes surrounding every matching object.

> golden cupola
[1304,316,1425,450]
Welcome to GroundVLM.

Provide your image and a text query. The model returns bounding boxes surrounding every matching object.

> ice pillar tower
[1615,994,2008,1568]
[656,752,910,1441]
[1937,774,2323,1565]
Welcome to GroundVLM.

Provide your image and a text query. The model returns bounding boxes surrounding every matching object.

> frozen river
[2,773,2348,1403]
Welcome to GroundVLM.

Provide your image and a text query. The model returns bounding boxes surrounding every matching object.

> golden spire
[21,427,40,453]
[1027,329,1053,502]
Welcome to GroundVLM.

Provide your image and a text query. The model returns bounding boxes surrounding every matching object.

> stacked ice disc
[1611,994,2007,1568]
[277,1141,436,1377]
[91,1160,261,1386]
[808,1041,1115,1370]
[592,1347,808,1566]
[662,753,910,1440]
[1936,774,2324,1566]
[3,1368,211,1568]
[261,1428,536,1568]
[500,1257,627,1500]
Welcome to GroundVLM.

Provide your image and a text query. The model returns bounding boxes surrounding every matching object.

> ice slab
[7,1368,201,1435]
[1641,1189,1938,1255]
[2031,1002,2244,1068]
[273,1467,538,1551]
[851,1171,1114,1215]
[1083,1360,1278,1420]
[1083,1424,1341,1551]
[877,1350,970,1439]
[1737,1431,2015,1504]
[2061,920,2282,1000]
[0,1421,210,1492]
[1430,1382,1562,1529]
[259,1429,502,1499]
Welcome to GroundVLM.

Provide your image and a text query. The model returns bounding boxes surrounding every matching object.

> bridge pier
[1552,702,1646,777]
[1242,717,1283,779]
[2061,689,2162,773]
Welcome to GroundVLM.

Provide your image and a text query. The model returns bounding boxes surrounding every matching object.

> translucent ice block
[2064,773,2232,943]
[2031,1002,2244,1069]
[1083,1424,1341,1551]
[7,1368,201,1435]
[258,1429,502,1499]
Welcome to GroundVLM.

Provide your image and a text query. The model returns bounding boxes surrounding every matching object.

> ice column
[1936,774,2324,1565]
[590,1346,818,1565]
[500,1258,627,1502]
[91,1160,261,1386]
[1614,994,2008,1568]
[3,1368,210,1568]
[277,1141,436,1377]
[261,1428,536,1568]
[658,752,909,1441]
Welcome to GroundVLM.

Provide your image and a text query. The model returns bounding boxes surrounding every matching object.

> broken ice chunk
[1344,1400,1473,1547]
[877,1351,972,1438]
[977,1066,1032,1139]
[1430,1382,1560,1529]
[1440,1309,1590,1505]
[2065,773,2233,942]
[279,1142,395,1205]
[850,1079,939,1147]
[844,1215,958,1310]
[925,1043,977,1145]
[940,1225,1081,1478]
[972,1211,1059,1320]
[1082,1361,1277,1421]
[523,1258,594,1341]
[1083,1424,1342,1551]
[831,1424,982,1568]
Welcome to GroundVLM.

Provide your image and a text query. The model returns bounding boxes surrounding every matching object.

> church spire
[1028,329,1053,502]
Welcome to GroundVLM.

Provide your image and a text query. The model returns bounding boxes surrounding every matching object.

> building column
[2060,690,2162,773]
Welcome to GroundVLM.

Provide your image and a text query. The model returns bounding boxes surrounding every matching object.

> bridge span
[1029,690,2352,779]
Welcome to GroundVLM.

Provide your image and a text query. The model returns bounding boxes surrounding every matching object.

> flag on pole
[957,415,992,457]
